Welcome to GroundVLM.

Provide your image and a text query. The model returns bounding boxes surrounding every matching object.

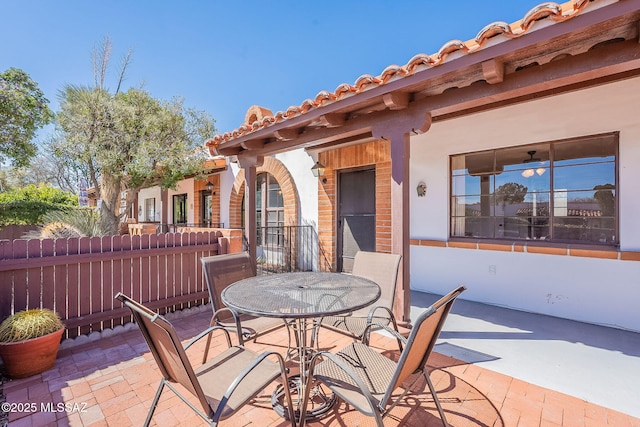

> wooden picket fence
[0,232,222,338]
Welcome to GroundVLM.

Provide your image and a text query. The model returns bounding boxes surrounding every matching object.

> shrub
[0,184,77,226]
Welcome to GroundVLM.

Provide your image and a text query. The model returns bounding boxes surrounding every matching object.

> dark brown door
[338,168,375,272]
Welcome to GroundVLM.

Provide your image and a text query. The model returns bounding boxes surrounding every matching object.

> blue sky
[2,1,541,139]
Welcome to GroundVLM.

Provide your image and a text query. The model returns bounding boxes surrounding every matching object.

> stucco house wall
[409,76,640,332]
[137,187,162,222]
[167,178,195,224]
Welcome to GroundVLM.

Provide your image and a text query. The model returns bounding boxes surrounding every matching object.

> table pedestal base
[271,374,336,422]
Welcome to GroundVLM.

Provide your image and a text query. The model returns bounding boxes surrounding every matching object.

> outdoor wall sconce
[417,181,427,197]
[205,181,216,195]
[311,161,327,183]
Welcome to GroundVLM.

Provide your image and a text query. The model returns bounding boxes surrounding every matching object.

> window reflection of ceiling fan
[523,150,541,163]
[522,150,545,178]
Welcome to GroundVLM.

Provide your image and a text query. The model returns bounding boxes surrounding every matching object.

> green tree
[0,68,53,167]
[53,38,215,234]
[594,183,615,216]
[0,184,78,226]
[494,182,528,214]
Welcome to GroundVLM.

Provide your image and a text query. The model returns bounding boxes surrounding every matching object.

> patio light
[311,161,326,178]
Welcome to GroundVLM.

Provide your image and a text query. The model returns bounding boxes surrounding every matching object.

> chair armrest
[362,322,406,347]
[366,305,393,322]
[301,351,381,420]
[215,350,296,426]
[363,307,404,352]
[184,325,232,350]
[210,307,245,346]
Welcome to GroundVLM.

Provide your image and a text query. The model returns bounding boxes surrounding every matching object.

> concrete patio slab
[411,290,640,418]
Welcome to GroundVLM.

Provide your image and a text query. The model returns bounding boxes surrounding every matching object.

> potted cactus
[0,308,65,378]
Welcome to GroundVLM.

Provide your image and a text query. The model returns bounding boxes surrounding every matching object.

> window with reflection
[257,173,284,246]
[450,133,617,245]
[240,173,285,246]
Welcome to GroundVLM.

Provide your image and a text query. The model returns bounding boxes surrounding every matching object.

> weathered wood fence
[0,232,223,338]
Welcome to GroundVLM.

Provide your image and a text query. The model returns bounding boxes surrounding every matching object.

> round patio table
[221,271,381,422]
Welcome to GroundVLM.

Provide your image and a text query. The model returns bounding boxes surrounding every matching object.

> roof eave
[214,0,640,157]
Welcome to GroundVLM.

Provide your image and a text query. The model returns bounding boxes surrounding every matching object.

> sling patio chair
[200,252,289,361]
[302,285,466,427]
[319,251,402,344]
[115,292,296,427]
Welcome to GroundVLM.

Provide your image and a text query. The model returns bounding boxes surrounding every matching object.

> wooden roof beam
[274,128,301,141]
[383,92,410,110]
[240,139,266,150]
[318,113,347,127]
[482,59,505,84]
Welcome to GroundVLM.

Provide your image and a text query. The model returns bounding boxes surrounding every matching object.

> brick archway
[229,156,299,228]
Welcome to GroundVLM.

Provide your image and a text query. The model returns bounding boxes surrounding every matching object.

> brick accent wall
[318,139,391,271]
[193,174,221,225]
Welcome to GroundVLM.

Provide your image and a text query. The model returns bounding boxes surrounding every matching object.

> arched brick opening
[229,156,299,229]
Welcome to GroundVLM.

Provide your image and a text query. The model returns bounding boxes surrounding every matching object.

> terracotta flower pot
[0,328,64,379]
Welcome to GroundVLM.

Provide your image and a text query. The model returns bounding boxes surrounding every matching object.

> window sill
[410,238,634,261]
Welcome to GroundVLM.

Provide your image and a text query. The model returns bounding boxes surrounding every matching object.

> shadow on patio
[2,299,638,426]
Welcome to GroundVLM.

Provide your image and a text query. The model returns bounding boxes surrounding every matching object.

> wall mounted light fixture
[205,180,216,195]
[311,161,326,178]
[417,181,427,197]
[311,161,328,183]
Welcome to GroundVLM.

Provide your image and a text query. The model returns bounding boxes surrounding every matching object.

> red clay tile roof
[208,0,596,148]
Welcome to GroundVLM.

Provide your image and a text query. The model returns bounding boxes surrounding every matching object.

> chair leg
[202,332,213,364]
[424,371,449,427]
[144,380,166,427]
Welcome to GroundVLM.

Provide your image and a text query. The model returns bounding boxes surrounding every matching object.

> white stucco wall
[137,187,162,222]
[409,76,640,332]
[275,149,318,226]
[218,167,237,228]
[167,178,195,224]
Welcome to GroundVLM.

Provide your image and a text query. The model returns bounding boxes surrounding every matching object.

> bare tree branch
[115,48,133,95]
[92,36,112,90]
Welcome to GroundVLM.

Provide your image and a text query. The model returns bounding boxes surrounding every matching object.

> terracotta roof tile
[207,0,597,148]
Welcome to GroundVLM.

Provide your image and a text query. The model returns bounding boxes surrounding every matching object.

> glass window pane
[497,144,549,173]
[452,151,495,176]
[268,184,283,208]
[553,190,616,217]
[554,163,615,192]
[495,192,549,217]
[495,169,549,193]
[256,182,262,210]
[145,198,155,221]
[553,217,615,243]
[452,174,494,196]
[493,181,542,217]
[498,217,549,240]
[451,134,616,244]
[554,135,616,166]
[450,217,495,238]
[452,195,494,217]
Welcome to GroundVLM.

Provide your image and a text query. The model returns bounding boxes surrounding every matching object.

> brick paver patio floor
[2,306,639,427]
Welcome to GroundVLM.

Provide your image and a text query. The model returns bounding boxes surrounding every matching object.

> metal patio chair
[302,285,466,427]
[319,251,402,343]
[115,293,296,427]
[200,252,289,360]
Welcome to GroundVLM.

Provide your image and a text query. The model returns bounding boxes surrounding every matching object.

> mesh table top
[221,272,381,319]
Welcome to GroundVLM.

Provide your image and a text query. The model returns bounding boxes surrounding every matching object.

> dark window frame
[172,193,188,225]
[449,132,619,246]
